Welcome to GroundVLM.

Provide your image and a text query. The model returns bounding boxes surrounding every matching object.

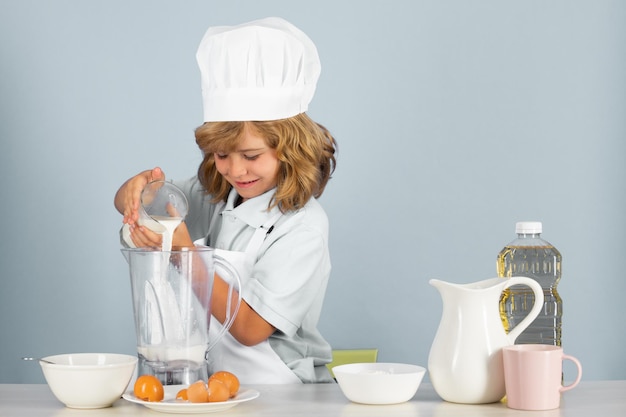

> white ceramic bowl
[40,353,137,409]
[333,362,426,405]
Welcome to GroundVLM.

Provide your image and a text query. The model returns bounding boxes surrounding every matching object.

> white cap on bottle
[515,221,542,234]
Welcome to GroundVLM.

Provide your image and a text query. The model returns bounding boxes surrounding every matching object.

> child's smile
[214,128,279,202]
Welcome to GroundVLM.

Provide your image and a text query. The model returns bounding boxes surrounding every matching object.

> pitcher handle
[206,255,243,352]
[504,276,545,343]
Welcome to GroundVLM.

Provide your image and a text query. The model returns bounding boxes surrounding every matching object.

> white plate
[122,385,260,414]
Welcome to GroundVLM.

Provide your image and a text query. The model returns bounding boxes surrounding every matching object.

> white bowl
[40,353,137,409]
[333,362,426,405]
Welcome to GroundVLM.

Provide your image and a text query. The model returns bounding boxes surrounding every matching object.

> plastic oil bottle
[497,221,562,346]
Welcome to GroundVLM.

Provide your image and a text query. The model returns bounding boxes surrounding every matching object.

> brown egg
[209,371,240,397]
[175,388,188,401]
[207,378,230,402]
[186,380,209,403]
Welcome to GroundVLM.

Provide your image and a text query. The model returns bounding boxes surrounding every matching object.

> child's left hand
[128,221,194,249]
[127,223,162,248]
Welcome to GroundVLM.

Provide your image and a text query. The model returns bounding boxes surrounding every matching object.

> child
[114,17,337,384]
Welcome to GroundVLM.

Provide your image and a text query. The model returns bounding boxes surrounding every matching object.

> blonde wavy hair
[195,113,337,212]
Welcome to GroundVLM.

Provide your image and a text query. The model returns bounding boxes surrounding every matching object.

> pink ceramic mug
[503,344,582,410]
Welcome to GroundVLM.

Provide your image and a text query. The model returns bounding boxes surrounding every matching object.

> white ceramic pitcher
[428,277,544,404]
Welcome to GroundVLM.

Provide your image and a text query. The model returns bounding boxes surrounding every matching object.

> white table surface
[1,381,624,417]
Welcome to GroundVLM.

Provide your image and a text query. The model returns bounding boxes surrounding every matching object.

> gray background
[1,0,624,383]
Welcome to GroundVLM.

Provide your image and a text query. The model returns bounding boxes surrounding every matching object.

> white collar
[222,188,282,228]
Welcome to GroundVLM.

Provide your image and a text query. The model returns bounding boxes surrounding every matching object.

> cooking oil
[497,222,562,346]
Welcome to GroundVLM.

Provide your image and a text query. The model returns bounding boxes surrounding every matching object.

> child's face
[214,127,279,202]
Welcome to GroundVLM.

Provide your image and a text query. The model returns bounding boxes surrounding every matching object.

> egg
[186,380,209,403]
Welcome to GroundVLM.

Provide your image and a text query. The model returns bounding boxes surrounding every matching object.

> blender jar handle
[206,255,242,353]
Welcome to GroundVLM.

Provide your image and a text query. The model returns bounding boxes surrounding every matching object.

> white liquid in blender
[137,344,206,363]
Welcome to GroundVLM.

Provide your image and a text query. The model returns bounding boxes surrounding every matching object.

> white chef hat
[196,17,321,122]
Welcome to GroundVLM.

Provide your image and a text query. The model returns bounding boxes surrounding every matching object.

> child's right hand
[114,167,165,226]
